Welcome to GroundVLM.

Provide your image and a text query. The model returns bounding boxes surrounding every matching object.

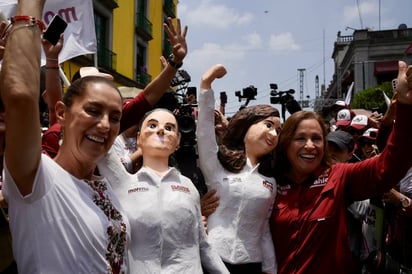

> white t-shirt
[3,154,130,273]
[98,149,229,274]
[197,88,277,274]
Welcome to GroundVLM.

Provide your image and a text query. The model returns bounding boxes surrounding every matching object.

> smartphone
[43,14,67,45]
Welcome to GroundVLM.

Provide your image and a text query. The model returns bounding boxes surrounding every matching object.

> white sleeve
[97,148,133,190]
[197,201,230,274]
[197,88,224,188]
[399,169,412,196]
[111,138,134,173]
[3,154,54,203]
[261,220,277,274]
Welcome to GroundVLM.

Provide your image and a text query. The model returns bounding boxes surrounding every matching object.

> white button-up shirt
[98,150,229,274]
[197,88,277,274]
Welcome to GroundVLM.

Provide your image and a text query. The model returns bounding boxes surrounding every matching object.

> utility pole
[298,68,306,106]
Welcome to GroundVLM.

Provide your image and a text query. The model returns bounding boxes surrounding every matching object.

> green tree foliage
[351,82,393,113]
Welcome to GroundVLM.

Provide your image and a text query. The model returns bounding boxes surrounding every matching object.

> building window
[94,12,116,70]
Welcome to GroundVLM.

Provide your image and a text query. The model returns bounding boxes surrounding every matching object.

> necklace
[84,179,127,274]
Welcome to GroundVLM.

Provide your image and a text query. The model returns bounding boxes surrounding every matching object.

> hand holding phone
[43,15,67,45]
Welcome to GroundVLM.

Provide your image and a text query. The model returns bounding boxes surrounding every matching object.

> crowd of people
[1,1,412,274]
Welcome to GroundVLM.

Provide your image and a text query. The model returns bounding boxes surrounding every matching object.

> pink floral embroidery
[85,179,127,274]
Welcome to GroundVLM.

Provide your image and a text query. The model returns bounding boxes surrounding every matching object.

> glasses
[359,140,375,147]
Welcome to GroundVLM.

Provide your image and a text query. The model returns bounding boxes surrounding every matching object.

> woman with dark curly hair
[197,64,281,274]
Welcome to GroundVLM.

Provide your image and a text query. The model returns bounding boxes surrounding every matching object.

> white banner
[0,0,96,65]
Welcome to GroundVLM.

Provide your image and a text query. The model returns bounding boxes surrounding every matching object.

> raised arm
[143,17,188,106]
[200,64,227,90]
[0,0,45,195]
[397,61,412,104]
[42,34,64,126]
[197,65,227,185]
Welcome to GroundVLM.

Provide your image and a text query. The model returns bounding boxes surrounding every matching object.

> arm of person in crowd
[0,0,45,196]
[143,17,188,106]
[128,146,142,173]
[346,62,412,201]
[393,61,412,106]
[383,188,412,218]
[214,109,228,145]
[119,17,188,133]
[200,189,219,218]
[42,34,64,126]
[376,87,397,152]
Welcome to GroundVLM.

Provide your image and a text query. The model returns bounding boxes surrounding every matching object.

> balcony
[136,70,152,87]
[97,45,117,71]
[163,0,176,18]
[135,13,153,41]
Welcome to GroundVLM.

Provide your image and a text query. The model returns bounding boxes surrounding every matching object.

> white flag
[344,82,354,106]
[0,0,96,65]
[382,90,391,107]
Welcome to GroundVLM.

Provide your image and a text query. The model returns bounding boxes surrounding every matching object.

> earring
[58,127,64,146]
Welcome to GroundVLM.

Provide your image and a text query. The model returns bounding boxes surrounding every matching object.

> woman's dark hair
[63,76,121,108]
[274,110,331,181]
[218,104,280,175]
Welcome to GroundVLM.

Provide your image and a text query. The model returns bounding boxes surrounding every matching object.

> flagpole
[59,66,70,88]
[94,53,98,68]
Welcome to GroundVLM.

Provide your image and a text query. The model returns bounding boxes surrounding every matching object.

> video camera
[269,83,301,115]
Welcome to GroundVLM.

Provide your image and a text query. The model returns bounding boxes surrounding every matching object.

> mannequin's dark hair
[218,104,279,176]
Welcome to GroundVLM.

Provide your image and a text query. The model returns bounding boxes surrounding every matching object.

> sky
[177,0,412,118]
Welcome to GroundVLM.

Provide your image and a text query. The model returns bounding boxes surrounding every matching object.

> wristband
[10,16,46,32]
[167,54,183,69]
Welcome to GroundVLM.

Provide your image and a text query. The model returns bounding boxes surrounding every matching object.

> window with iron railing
[136,12,153,41]
[136,69,152,87]
[97,42,117,70]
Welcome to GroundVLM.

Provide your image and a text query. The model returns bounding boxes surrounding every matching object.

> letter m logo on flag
[0,0,96,65]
